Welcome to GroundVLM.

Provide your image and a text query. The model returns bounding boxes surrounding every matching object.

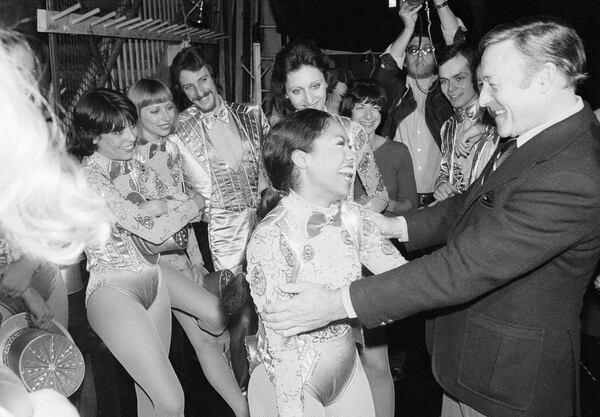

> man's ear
[538,62,559,93]
[291,149,308,169]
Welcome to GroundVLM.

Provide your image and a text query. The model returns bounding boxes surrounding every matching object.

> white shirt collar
[516,96,583,148]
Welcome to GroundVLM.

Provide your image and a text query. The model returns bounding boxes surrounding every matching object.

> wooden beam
[51,3,81,21]
[115,17,141,30]
[127,18,154,30]
[90,12,116,26]
[71,8,100,24]
[37,9,220,43]
[103,16,127,28]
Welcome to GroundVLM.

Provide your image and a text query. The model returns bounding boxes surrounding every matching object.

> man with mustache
[170,46,269,396]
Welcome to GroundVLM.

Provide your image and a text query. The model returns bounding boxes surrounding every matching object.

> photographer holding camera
[374,0,466,208]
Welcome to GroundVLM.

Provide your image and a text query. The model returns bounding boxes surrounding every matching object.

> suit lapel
[460,105,595,215]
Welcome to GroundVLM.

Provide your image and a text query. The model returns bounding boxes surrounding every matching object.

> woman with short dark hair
[341,79,418,215]
[69,88,208,417]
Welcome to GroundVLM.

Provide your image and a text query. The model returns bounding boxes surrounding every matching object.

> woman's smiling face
[285,65,328,112]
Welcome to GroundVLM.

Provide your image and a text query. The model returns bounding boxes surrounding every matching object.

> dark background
[2,0,600,106]
[269,0,600,107]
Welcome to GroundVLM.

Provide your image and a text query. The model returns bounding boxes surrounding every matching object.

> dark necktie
[492,139,517,172]
[479,139,517,186]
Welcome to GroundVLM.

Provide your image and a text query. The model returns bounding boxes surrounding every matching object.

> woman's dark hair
[339,79,387,118]
[258,108,334,219]
[68,88,137,160]
[270,40,338,118]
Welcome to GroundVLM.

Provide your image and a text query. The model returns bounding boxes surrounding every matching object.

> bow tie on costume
[455,101,482,123]
[148,141,167,159]
[201,107,230,130]
[305,204,342,238]
[108,160,133,180]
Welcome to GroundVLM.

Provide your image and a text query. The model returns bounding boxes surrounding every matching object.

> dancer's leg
[87,287,183,417]
[325,352,375,417]
[174,311,249,417]
[248,363,326,417]
[359,342,395,417]
[161,263,225,335]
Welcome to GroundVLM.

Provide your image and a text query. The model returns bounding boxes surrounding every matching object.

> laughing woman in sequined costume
[69,89,211,417]
[245,109,407,417]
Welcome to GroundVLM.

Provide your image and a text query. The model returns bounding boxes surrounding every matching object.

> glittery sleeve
[355,204,407,274]
[165,139,186,191]
[436,119,452,188]
[83,165,197,245]
[246,218,304,417]
[0,237,21,265]
[338,116,389,212]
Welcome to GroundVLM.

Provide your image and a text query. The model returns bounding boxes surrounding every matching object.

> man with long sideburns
[170,46,269,390]
[262,19,600,417]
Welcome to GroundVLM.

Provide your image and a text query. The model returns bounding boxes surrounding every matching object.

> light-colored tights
[87,267,184,417]
[161,263,249,417]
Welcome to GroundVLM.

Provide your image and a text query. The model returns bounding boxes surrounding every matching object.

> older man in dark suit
[262,19,600,417]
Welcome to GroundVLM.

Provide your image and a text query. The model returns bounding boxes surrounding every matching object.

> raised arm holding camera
[375,0,466,207]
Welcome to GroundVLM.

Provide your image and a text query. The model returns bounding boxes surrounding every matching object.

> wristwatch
[435,0,449,9]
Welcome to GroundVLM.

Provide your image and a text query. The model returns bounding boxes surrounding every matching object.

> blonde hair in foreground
[0,29,112,264]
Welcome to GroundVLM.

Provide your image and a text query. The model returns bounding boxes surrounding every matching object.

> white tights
[87,270,184,417]
[161,263,249,417]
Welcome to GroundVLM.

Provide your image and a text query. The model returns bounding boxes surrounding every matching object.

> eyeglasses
[406,45,436,56]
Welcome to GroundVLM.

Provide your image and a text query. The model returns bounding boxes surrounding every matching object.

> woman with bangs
[68,88,209,417]
[127,78,250,417]
[341,79,418,216]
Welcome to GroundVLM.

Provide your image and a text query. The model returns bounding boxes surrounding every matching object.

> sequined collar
[285,190,338,215]
[284,190,343,238]
[137,138,167,160]
[454,96,482,123]
[86,152,134,181]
